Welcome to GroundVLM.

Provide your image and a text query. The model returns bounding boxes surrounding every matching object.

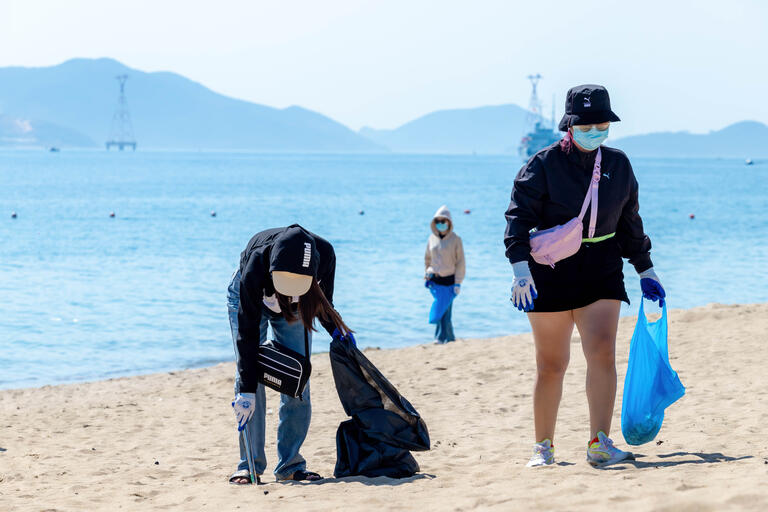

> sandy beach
[2,302,767,511]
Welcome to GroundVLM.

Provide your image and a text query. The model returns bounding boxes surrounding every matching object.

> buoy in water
[211,210,217,217]
[11,211,17,219]
[689,214,695,219]
[359,210,365,215]
[109,212,116,218]
[464,209,471,214]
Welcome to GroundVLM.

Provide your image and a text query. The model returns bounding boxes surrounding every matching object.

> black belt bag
[255,328,311,399]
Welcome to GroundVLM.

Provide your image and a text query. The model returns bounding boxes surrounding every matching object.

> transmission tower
[523,73,544,134]
[106,74,137,151]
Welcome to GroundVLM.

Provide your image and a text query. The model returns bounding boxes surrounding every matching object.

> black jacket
[236,225,336,392]
[504,142,653,273]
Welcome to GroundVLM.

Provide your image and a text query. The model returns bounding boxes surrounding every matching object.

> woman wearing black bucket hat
[504,85,666,467]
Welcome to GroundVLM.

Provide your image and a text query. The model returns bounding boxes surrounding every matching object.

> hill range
[1,58,765,158]
[0,58,382,152]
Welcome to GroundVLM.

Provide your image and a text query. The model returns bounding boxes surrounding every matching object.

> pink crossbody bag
[529,148,602,268]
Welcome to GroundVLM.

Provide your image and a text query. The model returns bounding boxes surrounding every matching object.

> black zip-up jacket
[236,226,336,393]
[504,142,653,273]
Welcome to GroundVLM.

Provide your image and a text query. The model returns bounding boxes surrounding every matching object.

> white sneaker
[526,439,555,467]
[587,431,634,466]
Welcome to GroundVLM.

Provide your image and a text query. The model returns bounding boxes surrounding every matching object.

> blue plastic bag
[425,282,455,324]
[621,298,685,446]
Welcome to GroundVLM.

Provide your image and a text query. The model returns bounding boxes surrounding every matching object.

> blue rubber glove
[332,328,356,347]
[640,267,666,307]
[231,392,256,431]
[511,261,537,312]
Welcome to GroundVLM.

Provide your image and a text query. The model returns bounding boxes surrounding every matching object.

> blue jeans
[227,269,312,479]
[435,301,455,343]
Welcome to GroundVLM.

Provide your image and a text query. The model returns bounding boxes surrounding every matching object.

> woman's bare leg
[573,299,621,439]
[528,311,575,442]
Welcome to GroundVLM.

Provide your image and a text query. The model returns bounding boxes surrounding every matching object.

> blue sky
[1,0,766,137]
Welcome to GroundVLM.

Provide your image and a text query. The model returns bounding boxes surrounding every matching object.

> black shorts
[528,239,629,312]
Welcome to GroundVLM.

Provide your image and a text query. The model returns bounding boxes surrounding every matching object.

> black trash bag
[329,337,430,478]
[334,419,420,479]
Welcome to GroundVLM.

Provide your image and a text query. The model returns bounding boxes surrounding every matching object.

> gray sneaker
[587,431,634,466]
[526,439,555,467]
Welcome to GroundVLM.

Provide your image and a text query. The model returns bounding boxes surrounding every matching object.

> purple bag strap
[577,148,602,239]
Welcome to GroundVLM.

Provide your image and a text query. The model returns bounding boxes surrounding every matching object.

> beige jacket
[424,205,466,284]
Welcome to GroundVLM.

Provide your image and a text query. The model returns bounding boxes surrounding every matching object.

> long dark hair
[276,278,352,335]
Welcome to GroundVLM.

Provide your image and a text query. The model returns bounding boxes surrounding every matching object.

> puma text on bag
[255,328,311,399]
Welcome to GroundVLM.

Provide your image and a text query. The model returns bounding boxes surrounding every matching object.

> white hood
[431,205,453,236]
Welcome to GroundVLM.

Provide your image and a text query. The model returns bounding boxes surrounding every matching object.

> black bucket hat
[558,84,621,131]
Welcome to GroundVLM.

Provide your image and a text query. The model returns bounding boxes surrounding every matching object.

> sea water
[1,150,766,389]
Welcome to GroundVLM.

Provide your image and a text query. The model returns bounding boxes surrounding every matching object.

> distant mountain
[2,60,766,157]
[0,58,384,151]
[0,115,96,147]
[611,121,768,158]
[359,104,532,154]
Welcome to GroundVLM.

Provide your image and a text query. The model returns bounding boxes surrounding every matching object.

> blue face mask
[435,222,448,232]
[572,126,609,151]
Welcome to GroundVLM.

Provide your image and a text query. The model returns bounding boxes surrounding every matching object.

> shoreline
[4,300,766,392]
[2,302,767,511]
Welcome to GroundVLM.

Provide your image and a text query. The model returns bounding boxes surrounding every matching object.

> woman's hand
[232,392,256,431]
[332,328,357,347]
[511,261,537,312]
[639,268,666,307]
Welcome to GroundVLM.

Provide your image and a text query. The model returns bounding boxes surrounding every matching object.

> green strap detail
[582,232,616,243]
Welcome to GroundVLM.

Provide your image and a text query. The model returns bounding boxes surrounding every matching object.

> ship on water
[518,74,560,160]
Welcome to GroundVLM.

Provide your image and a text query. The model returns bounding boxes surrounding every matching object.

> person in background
[227,224,353,484]
[504,85,666,468]
[424,205,466,343]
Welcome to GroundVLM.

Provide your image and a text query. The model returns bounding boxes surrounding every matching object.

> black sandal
[282,470,322,482]
[228,469,261,485]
